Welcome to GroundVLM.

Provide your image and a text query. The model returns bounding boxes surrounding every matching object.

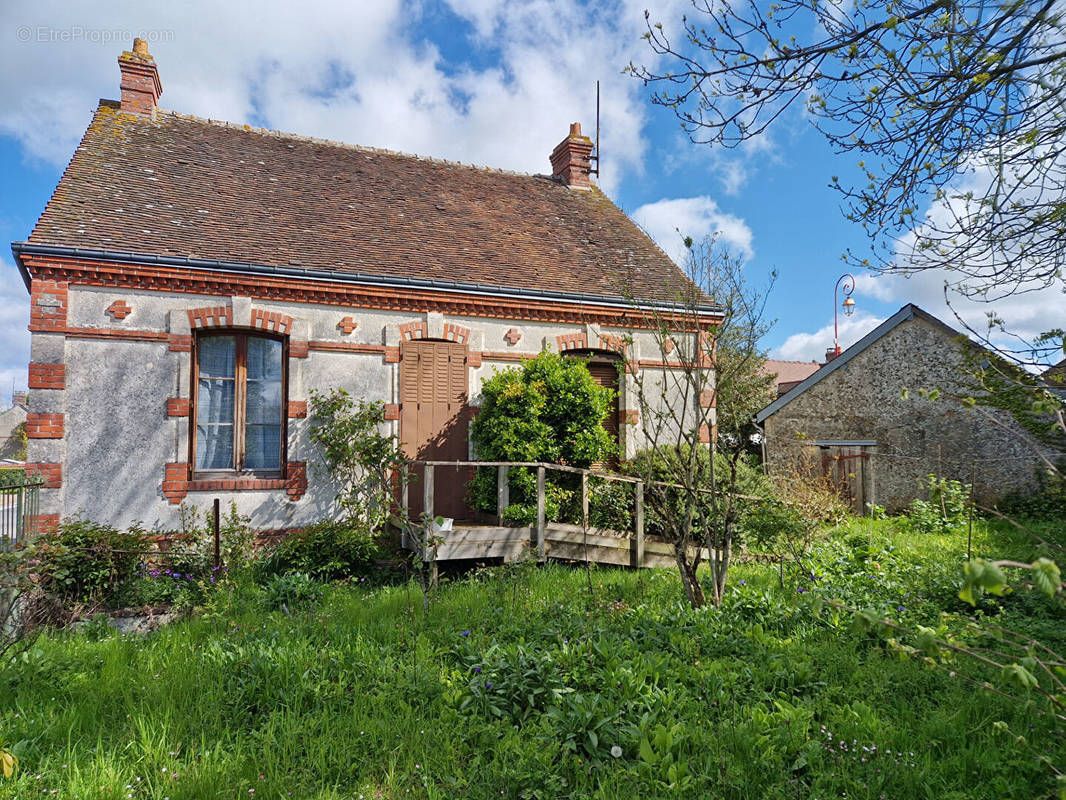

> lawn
[1,516,1063,799]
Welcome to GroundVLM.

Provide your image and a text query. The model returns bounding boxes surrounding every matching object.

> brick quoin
[25,462,62,488]
[699,389,715,409]
[29,279,68,332]
[289,340,309,358]
[383,403,400,421]
[168,334,192,352]
[286,462,307,501]
[162,462,190,504]
[166,398,191,417]
[622,409,639,425]
[28,363,66,390]
[287,400,307,419]
[25,413,64,439]
[33,514,60,534]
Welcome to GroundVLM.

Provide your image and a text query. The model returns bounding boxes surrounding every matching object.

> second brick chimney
[550,123,594,190]
[118,38,162,117]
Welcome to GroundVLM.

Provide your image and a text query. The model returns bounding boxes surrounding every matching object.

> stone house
[0,393,28,461]
[13,41,717,532]
[755,304,1051,511]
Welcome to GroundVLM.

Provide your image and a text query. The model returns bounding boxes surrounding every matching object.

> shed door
[400,339,470,520]
[821,445,867,513]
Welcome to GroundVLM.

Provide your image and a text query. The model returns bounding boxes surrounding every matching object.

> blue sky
[0,0,1057,406]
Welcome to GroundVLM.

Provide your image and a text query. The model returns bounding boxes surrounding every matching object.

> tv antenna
[589,80,600,179]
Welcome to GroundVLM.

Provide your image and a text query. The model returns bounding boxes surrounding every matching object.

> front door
[399,339,470,520]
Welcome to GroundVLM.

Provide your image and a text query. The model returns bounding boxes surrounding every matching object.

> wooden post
[497,465,509,525]
[633,480,645,568]
[581,471,589,529]
[400,465,410,550]
[535,465,546,562]
[423,465,437,586]
[212,498,221,571]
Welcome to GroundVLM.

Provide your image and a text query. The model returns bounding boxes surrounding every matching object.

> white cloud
[630,196,754,266]
[771,309,885,362]
[0,260,30,406]
[0,0,681,197]
[854,269,1065,362]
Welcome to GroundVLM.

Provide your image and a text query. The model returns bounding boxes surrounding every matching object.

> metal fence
[0,472,42,551]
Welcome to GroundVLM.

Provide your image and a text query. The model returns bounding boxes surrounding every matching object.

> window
[193,332,286,474]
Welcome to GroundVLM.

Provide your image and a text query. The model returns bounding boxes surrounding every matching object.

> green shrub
[261,572,324,612]
[257,520,376,581]
[996,459,1066,518]
[625,445,771,540]
[468,351,615,522]
[28,519,143,606]
[906,474,972,534]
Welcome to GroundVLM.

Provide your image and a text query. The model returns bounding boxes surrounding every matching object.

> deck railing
[0,473,42,551]
[402,460,646,567]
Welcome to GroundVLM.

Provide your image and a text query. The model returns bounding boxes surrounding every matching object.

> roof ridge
[150,106,555,182]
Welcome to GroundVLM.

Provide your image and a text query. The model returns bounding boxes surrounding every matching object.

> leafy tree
[468,351,615,523]
[626,236,774,607]
[629,0,1066,299]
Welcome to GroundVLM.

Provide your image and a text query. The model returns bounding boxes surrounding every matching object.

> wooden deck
[401,520,692,570]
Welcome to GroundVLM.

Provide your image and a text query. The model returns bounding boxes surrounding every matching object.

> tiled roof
[761,359,821,388]
[26,102,697,305]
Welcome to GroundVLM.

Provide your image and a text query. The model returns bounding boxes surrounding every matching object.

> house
[755,304,1054,512]
[761,359,821,397]
[0,392,28,461]
[13,41,717,533]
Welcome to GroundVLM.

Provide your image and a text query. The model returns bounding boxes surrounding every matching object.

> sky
[1,0,1062,406]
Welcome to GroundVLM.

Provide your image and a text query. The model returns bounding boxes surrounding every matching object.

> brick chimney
[550,122,594,189]
[118,38,162,117]
[824,346,840,363]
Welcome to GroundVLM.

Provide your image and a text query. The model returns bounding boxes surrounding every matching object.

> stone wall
[763,316,1047,511]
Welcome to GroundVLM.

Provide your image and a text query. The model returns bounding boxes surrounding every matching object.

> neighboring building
[755,304,1052,511]
[761,359,821,396]
[0,394,28,461]
[12,41,717,532]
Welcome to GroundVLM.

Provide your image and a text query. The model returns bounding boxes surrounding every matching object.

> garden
[0,475,1064,798]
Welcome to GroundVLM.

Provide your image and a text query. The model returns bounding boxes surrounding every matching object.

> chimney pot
[118,41,162,116]
[550,121,594,190]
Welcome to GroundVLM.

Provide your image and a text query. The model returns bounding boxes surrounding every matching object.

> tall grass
[0,517,1062,799]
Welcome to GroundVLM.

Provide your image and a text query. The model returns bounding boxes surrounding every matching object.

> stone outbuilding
[755,304,1053,512]
[12,41,717,532]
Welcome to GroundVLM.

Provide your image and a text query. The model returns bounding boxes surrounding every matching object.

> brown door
[821,445,866,513]
[400,339,470,520]
[586,361,621,450]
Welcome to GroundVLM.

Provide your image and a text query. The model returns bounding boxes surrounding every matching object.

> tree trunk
[675,545,706,608]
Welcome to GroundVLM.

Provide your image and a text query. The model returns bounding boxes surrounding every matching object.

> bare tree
[628,0,1066,299]
[626,236,774,607]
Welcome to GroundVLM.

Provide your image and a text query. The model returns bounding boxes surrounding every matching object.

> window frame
[190,329,289,478]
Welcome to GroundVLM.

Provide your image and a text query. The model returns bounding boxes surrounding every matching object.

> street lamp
[833,273,856,357]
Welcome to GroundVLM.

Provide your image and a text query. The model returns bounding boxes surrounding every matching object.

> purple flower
[797,587,806,594]
[460,630,470,638]
[485,682,493,689]
[473,666,482,674]
[897,605,906,612]
[739,580,746,585]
